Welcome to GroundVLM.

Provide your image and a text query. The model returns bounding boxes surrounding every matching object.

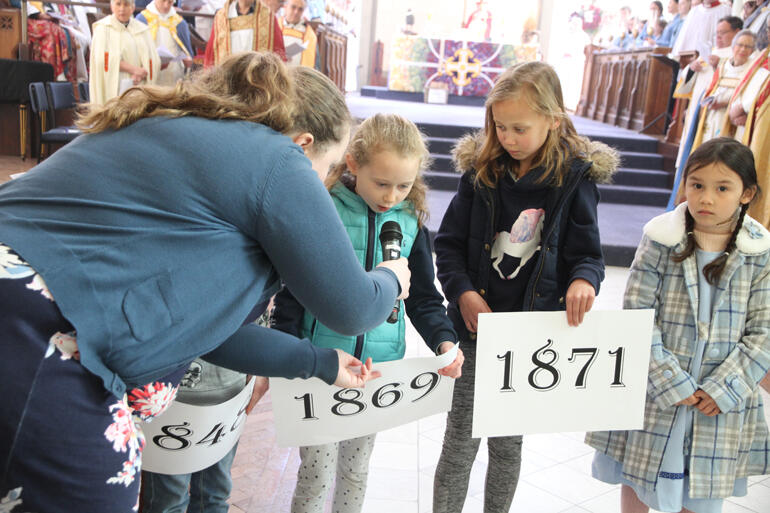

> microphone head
[379,220,403,243]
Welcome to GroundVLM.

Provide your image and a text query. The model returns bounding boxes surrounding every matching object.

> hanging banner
[472,310,654,438]
[271,345,458,447]
[140,383,252,475]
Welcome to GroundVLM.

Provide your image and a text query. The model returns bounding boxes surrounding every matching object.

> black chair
[78,81,89,103]
[28,82,81,162]
[46,81,79,113]
[0,58,54,159]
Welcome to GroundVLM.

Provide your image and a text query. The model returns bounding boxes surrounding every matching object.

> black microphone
[379,221,403,324]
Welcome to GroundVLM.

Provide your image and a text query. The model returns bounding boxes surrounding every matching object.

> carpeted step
[424,170,461,191]
[426,136,458,155]
[427,133,659,155]
[586,134,659,154]
[418,123,478,140]
[597,183,671,207]
[620,151,664,170]
[613,168,671,188]
[425,168,673,203]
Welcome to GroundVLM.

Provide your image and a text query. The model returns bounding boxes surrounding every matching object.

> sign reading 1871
[472,310,653,438]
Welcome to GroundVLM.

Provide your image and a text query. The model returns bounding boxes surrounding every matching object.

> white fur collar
[644,202,770,255]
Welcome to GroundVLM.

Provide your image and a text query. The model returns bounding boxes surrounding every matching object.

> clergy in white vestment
[725,31,768,140]
[745,1,770,33]
[671,0,732,57]
[672,15,740,166]
[89,0,160,105]
[136,0,194,86]
[692,30,757,147]
[669,28,758,206]
[278,0,316,67]
[730,45,770,226]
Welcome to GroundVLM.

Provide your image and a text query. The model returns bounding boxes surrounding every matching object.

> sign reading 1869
[472,310,653,438]
[271,346,458,447]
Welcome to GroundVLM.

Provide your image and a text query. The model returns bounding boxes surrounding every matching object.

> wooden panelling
[0,8,21,59]
[578,46,677,138]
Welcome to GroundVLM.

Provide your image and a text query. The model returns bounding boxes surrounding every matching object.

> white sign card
[140,383,253,475]
[271,345,458,447]
[472,310,654,438]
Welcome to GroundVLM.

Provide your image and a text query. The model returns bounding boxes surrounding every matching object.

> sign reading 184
[497,339,627,392]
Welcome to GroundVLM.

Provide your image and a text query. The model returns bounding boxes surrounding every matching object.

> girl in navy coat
[431,61,619,512]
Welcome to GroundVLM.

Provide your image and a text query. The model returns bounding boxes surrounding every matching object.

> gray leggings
[433,342,523,513]
[291,434,377,513]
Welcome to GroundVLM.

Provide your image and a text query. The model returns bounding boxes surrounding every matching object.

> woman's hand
[333,350,381,388]
[183,57,194,68]
[437,342,464,378]
[458,290,491,333]
[244,375,269,414]
[565,278,595,327]
[693,389,721,416]
[376,257,411,300]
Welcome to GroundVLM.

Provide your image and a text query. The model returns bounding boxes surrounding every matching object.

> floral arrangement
[580,2,602,42]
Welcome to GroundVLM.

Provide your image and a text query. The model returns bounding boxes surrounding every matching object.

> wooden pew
[312,22,347,92]
[577,46,677,136]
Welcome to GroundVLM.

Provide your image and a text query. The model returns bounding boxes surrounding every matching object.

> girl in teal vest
[273,113,464,513]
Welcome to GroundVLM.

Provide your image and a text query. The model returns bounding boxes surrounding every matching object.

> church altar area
[372,0,540,98]
[387,35,538,97]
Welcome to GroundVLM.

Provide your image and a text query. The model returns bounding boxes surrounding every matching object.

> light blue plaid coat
[586,203,770,498]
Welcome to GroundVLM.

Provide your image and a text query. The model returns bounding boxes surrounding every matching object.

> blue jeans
[141,442,239,513]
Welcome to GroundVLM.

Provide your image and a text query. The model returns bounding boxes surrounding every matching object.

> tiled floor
[226,266,770,513]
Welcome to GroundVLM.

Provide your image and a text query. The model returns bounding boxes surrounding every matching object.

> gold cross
[443,48,482,87]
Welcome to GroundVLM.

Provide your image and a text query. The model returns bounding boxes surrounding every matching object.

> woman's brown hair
[324,114,431,227]
[78,52,295,134]
[287,65,351,155]
[475,61,589,188]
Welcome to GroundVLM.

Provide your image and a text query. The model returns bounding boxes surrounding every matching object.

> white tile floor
[362,266,770,513]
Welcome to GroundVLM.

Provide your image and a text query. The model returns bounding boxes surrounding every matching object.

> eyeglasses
[734,43,755,50]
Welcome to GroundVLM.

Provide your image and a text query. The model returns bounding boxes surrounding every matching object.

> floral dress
[0,243,186,513]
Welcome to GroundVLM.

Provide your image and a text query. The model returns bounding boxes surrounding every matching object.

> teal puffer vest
[300,182,418,363]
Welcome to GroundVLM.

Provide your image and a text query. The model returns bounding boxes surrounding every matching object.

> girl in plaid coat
[587,137,770,513]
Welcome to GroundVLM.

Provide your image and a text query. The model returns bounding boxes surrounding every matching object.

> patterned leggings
[291,435,377,513]
[0,243,184,512]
